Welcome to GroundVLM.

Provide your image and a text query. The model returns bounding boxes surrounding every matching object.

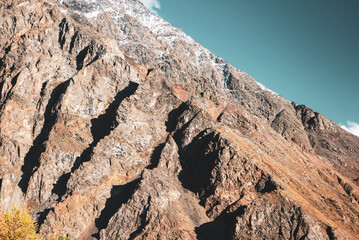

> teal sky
[146,0,359,129]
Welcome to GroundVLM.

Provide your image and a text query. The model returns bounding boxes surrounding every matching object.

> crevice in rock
[4,44,11,55]
[326,226,336,240]
[10,71,19,86]
[146,141,166,170]
[34,81,49,117]
[128,196,151,240]
[58,18,69,49]
[255,174,277,194]
[37,207,54,228]
[172,111,199,148]
[298,230,309,240]
[146,68,153,77]
[0,72,20,111]
[162,102,215,197]
[81,81,138,166]
[18,79,71,194]
[164,103,221,198]
[0,58,3,70]
[291,211,306,239]
[76,42,105,70]
[165,102,189,132]
[69,31,79,54]
[0,178,2,192]
[52,81,139,200]
[92,178,141,239]
[0,81,4,99]
[85,48,104,67]
[76,45,90,70]
[39,81,48,98]
[51,172,71,199]
[216,112,224,122]
[177,130,221,197]
[195,205,246,240]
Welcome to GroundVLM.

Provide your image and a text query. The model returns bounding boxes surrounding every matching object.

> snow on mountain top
[55,0,282,98]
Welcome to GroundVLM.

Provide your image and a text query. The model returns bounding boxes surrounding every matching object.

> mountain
[0,0,358,239]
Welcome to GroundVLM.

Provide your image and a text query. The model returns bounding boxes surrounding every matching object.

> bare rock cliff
[0,0,358,239]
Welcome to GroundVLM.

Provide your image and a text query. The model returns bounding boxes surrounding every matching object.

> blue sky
[139,0,359,136]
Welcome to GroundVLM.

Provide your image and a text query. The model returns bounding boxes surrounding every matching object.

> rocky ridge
[58,0,359,180]
[0,0,358,239]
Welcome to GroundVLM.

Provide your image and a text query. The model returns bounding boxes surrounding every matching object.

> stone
[0,0,358,239]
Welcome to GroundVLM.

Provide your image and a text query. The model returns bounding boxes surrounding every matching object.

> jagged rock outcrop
[293,103,359,183]
[0,0,358,239]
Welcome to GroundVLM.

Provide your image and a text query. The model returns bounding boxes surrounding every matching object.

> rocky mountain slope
[0,0,358,239]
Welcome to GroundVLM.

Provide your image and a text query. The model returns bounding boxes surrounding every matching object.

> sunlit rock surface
[0,0,358,239]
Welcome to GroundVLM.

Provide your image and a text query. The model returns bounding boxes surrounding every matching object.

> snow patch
[55,0,289,102]
[17,1,30,7]
[256,82,289,102]
[85,10,101,19]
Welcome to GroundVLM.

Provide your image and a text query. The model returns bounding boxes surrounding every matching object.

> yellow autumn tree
[0,204,40,240]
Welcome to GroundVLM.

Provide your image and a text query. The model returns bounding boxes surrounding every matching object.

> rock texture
[0,0,358,239]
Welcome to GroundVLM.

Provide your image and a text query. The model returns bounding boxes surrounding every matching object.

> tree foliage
[0,204,40,240]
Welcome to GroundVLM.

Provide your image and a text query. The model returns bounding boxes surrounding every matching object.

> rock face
[0,0,358,239]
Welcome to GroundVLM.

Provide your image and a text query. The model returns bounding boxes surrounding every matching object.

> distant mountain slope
[0,0,358,239]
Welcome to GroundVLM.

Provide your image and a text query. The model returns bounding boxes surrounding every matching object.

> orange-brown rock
[0,1,358,239]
